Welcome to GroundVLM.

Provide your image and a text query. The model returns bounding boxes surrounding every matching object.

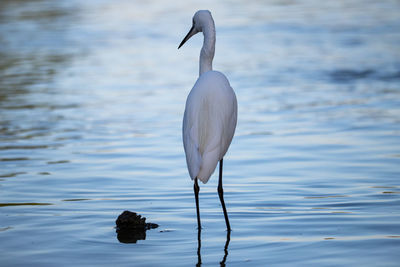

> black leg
[218,159,231,231]
[194,178,201,230]
[196,225,202,266]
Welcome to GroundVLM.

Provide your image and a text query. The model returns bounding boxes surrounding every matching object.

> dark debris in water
[116,210,158,243]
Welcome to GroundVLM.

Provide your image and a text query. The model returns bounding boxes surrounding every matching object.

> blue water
[1,0,400,266]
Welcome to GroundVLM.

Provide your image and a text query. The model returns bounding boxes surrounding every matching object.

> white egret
[178,10,237,231]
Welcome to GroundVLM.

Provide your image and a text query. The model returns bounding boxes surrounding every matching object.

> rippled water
[1,0,400,266]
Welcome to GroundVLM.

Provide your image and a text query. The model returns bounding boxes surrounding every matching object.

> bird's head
[178,10,213,49]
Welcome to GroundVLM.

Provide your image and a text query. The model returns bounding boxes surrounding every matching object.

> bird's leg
[196,223,202,266]
[218,159,231,231]
[194,178,201,230]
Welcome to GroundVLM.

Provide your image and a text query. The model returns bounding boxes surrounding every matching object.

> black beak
[178,26,195,49]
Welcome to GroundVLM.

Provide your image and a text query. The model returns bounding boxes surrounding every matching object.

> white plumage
[183,71,237,183]
[179,10,237,231]
[180,10,237,184]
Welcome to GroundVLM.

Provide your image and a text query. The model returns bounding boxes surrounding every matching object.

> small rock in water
[116,211,145,230]
[115,210,158,243]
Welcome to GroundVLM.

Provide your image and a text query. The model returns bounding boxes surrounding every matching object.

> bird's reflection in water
[196,229,231,266]
[220,230,231,266]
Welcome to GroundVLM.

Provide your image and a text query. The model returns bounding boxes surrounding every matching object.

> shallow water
[1,0,400,266]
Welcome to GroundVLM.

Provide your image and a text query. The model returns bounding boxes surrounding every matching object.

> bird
[178,10,237,232]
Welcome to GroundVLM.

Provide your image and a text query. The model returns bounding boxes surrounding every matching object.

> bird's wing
[183,106,201,180]
[183,71,237,184]
[222,85,237,156]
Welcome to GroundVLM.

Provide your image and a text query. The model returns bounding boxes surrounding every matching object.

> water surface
[1,0,400,266]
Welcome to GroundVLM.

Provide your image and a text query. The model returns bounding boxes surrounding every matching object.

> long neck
[199,20,216,76]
